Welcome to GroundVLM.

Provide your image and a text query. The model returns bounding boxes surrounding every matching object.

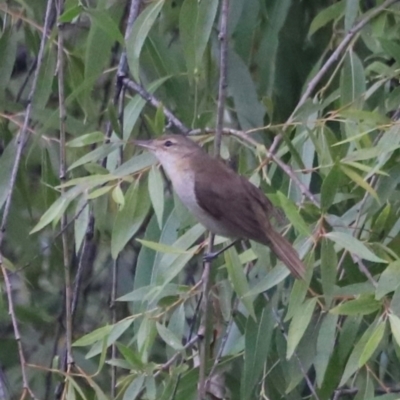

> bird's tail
[267,230,305,279]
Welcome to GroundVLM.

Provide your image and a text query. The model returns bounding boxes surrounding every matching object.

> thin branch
[56,0,73,371]
[122,77,189,133]
[269,0,400,155]
[214,0,229,157]
[0,0,54,397]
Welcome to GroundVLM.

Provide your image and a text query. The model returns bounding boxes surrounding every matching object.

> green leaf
[225,247,255,319]
[321,238,337,307]
[0,138,17,211]
[344,0,358,31]
[308,0,345,36]
[68,143,120,171]
[241,307,274,400]
[0,28,17,104]
[73,325,112,347]
[86,9,124,44]
[156,322,183,350]
[340,164,379,201]
[339,320,378,386]
[315,313,339,387]
[59,4,83,22]
[376,260,400,300]
[111,179,151,259]
[179,0,218,77]
[340,50,366,109]
[136,239,191,255]
[287,298,317,359]
[245,264,289,297]
[330,295,381,316]
[113,153,155,177]
[148,166,164,228]
[126,0,164,81]
[325,231,386,263]
[358,321,385,367]
[74,197,89,253]
[321,164,343,210]
[388,314,400,348]
[276,192,310,236]
[87,186,113,200]
[123,375,145,400]
[67,132,105,147]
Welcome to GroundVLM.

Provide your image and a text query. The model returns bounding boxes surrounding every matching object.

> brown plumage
[134,134,305,279]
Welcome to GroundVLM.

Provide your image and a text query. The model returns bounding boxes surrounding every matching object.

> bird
[134,134,305,279]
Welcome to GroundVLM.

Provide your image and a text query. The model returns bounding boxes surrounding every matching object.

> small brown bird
[134,134,305,279]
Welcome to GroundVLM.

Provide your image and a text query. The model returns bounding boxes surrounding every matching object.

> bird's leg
[203,240,239,262]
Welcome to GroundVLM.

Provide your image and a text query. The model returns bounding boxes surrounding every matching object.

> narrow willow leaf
[67,131,105,147]
[245,264,289,296]
[358,321,385,367]
[287,298,317,359]
[74,197,89,254]
[126,0,164,81]
[136,239,190,255]
[148,166,164,228]
[86,9,124,44]
[241,307,274,400]
[344,0,358,31]
[340,164,379,201]
[156,323,183,350]
[113,153,155,177]
[330,295,381,316]
[276,192,310,236]
[0,138,17,211]
[225,247,255,320]
[388,314,400,347]
[315,313,339,387]
[87,186,113,199]
[321,164,342,210]
[179,0,218,77]
[112,185,125,208]
[73,325,112,347]
[321,238,337,307]
[376,260,400,300]
[308,0,345,36]
[325,231,386,263]
[111,179,150,259]
[339,321,378,386]
[123,375,145,400]
[68,143,119,171]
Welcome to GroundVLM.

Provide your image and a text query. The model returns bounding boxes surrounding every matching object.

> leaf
[136,239,191,255]
[321,238,337,307]
[325,231,386,263]
[315,313,339,387]
[148,166,164,228]
[286,298,317,359]
[344,0,359,32]
[241,307,274,400]
[388,314,400,348]
[123,375,145,400]
[126,0,164,81]
[276,192,310,236]
[340,50,366,108]
[68,143,120,171]
[321,164,343,210]
[113,153,156,177]
[111,179,150,259]
[67,132,105,147]
[245,264,289,297]
[86,9,124,44]
[308,0,345,36]
[376,260,400,300]
[330,295,381,316]
[74,197,89,254]
[340,164,379,201]
[112,185,125,208]
[156,322,183,350]
[73,325,112,347]
[0,138,17,211]
[59,4,83,22]
[179,0,218,77]
[358,321,385,367]
[225,247,255,320]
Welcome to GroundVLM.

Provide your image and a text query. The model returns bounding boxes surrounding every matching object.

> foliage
[1,0,400,399]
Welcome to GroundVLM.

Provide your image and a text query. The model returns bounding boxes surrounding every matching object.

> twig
[122,77,189,133]
[269,0,400,155]
[56,0,73,371]
[213,0,229,157]
[0,0,54,397]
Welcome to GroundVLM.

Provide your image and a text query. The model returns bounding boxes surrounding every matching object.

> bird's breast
[168,168,233,238]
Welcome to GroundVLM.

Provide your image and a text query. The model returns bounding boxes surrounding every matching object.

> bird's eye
[164,140,174,147]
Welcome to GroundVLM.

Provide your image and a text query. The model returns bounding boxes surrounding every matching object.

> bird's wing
[193,159,269,242]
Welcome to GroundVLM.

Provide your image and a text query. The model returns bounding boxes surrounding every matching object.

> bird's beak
[133,139,156,151]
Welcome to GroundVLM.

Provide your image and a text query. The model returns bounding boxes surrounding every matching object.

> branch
[269,0,400,155]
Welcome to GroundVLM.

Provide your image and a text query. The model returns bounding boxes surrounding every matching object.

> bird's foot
[203,251,220,262]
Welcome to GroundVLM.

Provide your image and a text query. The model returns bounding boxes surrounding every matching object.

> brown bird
[134,134,305,279]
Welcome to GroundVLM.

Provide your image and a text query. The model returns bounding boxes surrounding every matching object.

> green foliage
[2,0,400,399]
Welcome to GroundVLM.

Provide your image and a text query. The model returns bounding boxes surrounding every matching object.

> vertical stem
[198,1,230,399]
[56,0,73,369]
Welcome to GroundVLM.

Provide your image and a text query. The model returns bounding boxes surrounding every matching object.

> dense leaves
[1,0,400,399]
